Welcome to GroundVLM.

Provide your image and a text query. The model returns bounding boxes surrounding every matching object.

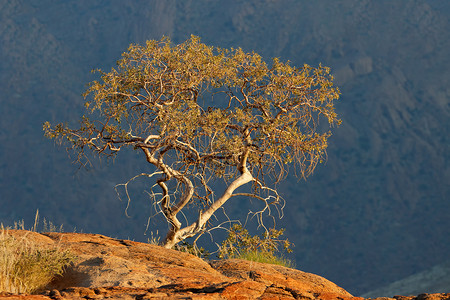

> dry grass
[235,250,296,268]
[0,226,74,294]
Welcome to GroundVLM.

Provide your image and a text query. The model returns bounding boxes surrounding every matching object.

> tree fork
[44,35,340,249]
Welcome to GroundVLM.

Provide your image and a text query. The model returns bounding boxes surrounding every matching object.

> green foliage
[0,227,75,294]
[44,35,340,180]
[44,35,340,247]
[218,224,294,268]
[235,250,295,268]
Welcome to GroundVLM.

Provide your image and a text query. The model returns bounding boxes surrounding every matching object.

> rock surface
[1,230,449,300]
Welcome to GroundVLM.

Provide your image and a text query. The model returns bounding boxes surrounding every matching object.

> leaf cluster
[44,35,340,186]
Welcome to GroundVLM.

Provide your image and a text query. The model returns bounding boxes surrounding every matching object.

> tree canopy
[44,35,340,248]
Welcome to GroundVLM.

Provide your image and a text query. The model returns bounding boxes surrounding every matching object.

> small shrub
[218,224,295,268]
[0,227,74,294]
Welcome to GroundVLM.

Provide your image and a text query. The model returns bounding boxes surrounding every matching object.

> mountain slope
[363,260,450,298]
[0,0,448,295]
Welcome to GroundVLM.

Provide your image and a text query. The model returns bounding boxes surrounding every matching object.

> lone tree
[44,36,340,249]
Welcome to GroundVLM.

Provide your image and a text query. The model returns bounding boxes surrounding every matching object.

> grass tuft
[234,250,296,268]
[0,226,74,294]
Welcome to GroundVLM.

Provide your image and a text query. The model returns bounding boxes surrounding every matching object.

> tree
[44,36,340,249]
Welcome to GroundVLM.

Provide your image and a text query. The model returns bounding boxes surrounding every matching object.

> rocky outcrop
[1,231,448,299]
[1,230,358,299]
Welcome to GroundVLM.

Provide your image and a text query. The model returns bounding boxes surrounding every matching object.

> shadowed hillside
[0,0,448,295]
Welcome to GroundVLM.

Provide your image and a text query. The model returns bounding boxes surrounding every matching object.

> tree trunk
[161,169,253,249]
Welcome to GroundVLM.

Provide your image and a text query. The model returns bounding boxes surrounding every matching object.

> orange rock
[4,231,447,299]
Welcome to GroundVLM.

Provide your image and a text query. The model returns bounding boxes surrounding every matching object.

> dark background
[1,0,449,296]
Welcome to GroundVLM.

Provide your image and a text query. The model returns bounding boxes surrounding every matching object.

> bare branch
[144,134,161,144]
[45,35,340,249]
[115,171,164,217]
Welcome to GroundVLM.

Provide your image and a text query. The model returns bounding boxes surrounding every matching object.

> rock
[210,259,355,299]
[0,294,51,300]
[1,230,448,299]
[41,231,229,291]
[392,294,450,300]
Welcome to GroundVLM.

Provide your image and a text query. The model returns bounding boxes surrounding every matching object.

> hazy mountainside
[363,260,450,298]
[0,0,449,296]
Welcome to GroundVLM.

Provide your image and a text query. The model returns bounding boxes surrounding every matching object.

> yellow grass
[235,250,296,268]
[0,227,74,294]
